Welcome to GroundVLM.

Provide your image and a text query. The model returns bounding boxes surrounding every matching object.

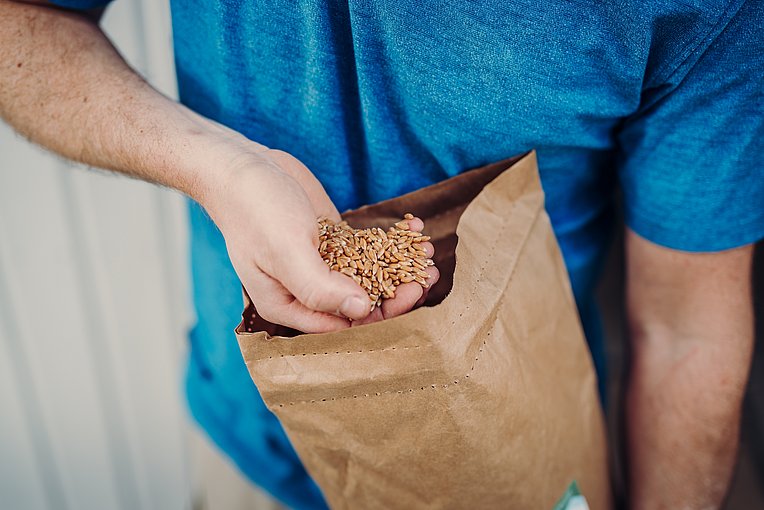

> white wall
[0,2,258,509]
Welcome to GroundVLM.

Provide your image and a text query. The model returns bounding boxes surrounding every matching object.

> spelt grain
[317,214,435,311]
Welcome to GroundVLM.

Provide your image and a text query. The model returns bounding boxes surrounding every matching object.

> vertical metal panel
[0,236,65,510]
[0,132,123,510]
[0,1,193,509]
[58,168,148,510]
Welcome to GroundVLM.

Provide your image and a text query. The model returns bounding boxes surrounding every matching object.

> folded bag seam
[252,344,423,362]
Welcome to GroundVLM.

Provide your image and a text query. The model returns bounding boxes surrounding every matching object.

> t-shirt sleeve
[617,0,764,252]
[49,0,113,9]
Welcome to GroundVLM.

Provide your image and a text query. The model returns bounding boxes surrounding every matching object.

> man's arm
[0,0,223,200]
[0,1,437,330]
[625,228,754,509]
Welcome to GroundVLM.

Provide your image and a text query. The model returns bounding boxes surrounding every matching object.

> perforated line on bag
[253,345,422,362]
[273,199,537,408]
[274,329,494,408]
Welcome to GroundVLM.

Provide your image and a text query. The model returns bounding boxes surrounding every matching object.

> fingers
[414,265,440,308]
[419,241,434,258]
[271,239,371,321]
[380,282,424,319]
[356,263,440,324]
[403,216,424,232]
[351,305,384,327]
[271,299,353,333]
[243,267,352,333]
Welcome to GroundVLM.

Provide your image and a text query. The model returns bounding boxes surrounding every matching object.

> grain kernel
[317,215,436,310]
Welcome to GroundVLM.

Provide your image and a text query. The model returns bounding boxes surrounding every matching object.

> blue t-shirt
[54,1,764,508]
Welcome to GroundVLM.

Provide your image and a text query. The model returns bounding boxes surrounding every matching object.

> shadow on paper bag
[236,151,611,509]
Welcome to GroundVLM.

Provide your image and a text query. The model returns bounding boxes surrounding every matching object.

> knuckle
[267,149,292,166]
[256,304,279,324]
[298,284,326,311]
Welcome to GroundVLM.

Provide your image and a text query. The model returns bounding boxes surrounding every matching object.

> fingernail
[340,295,367,319]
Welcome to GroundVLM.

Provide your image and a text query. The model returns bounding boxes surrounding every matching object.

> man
[1,0,761,508]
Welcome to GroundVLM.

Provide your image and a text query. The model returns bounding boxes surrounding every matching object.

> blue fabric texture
[51,1,764,508]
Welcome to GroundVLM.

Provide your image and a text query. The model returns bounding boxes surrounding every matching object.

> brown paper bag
[236,151,611,509]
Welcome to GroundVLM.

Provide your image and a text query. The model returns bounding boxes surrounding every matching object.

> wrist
[174,109,268,209]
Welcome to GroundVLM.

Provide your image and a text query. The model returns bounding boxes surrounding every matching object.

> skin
[0,2,754,508]
[625,231,753,509]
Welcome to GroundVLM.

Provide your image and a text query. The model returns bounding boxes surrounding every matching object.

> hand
[200,144,438,333]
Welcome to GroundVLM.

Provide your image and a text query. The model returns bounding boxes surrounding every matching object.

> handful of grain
[318,213,435,311]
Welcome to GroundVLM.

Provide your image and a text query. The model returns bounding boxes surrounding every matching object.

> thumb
[273,242,371,320]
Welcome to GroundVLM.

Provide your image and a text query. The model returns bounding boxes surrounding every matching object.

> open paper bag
[236,152,611,509]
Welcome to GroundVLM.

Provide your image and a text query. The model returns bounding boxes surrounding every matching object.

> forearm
[0,1,251,203]
[627,327,752,508]
[625,233,754,509]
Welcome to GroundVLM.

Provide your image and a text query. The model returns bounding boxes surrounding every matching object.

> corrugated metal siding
[0,2,195,509]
